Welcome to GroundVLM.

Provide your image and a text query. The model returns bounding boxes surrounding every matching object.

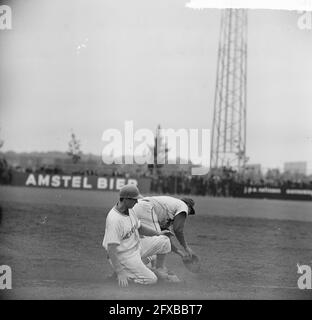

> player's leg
[140,236,181,282]
[140,235,171,260]
[135,201,163,267]
[139,235,179,282]
[115,249,158,285]
[135,204,180,282]
[140,235,170,273]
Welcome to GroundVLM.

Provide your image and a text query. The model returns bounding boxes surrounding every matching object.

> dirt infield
[0,186,312,299]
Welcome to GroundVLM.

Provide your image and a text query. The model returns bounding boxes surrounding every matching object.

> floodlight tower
[211,9,248,171]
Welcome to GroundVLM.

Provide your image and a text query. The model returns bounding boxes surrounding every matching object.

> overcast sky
[0,0,312,172]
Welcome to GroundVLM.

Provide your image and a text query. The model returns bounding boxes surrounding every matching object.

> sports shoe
[153,267,169,280]
[153,267,181,283]
[165,274,181,283]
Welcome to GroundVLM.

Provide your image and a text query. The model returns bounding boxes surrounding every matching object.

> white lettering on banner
[244,187,282,194]
[286,189,312,196]
[51,175,61,187]
[23,174,139,191]
[258,188,281,193]
[244,187,312,197]
[38,174,50,187]
[244,187,255,194]
[116,178,126,190]
[83,177,92,189]
[109,178,114,190]
[97,177,108,189]
[62,176,72,188]
[25,174,36,186]
[72,176,81,188]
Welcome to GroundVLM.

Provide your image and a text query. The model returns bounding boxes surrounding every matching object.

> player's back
[142,196,188,229]
[133,200,161,232]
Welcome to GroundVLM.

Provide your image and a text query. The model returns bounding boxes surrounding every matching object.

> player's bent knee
[148,273,158,285]
[158,235,171,254]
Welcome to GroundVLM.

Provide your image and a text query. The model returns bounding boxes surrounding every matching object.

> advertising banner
[11,172,151,193]
[242,186,312,201]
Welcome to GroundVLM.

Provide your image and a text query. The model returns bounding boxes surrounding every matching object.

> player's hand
[160,230,174,237]
[184,246,195,258]
[176,249,185,258]
[117,273,129,287]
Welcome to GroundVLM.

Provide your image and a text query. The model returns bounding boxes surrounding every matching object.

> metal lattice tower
[211,9,248,171]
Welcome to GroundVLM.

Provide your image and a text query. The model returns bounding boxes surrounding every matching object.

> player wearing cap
[102,184,174,287]
[133,196,196,265]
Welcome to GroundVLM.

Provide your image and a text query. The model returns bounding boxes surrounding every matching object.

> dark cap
[181,198,195,215]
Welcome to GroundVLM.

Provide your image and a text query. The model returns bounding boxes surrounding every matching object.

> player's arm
[172,212,194,258]
[106,243,129,287]
[138,224,174,237]
[169,238,185,257]
[107,243,124,274]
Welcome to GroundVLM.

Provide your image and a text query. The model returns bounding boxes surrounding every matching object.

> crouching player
[102,184,173,287]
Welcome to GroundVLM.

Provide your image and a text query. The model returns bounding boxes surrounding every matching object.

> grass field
[0,185,312,299]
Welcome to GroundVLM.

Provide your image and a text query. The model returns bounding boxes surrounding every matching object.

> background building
[284,162,307,175]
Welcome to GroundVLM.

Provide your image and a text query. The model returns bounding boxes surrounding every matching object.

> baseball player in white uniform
[133,196,196,265]
[102,184,174,287]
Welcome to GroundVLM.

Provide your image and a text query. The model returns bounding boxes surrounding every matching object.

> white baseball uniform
[133,196,189,231]
[102,206,171,285]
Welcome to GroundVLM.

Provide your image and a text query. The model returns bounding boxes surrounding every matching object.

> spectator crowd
[149,168,312,197]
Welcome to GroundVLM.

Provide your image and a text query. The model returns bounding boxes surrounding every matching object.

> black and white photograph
[0,0,312,302]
